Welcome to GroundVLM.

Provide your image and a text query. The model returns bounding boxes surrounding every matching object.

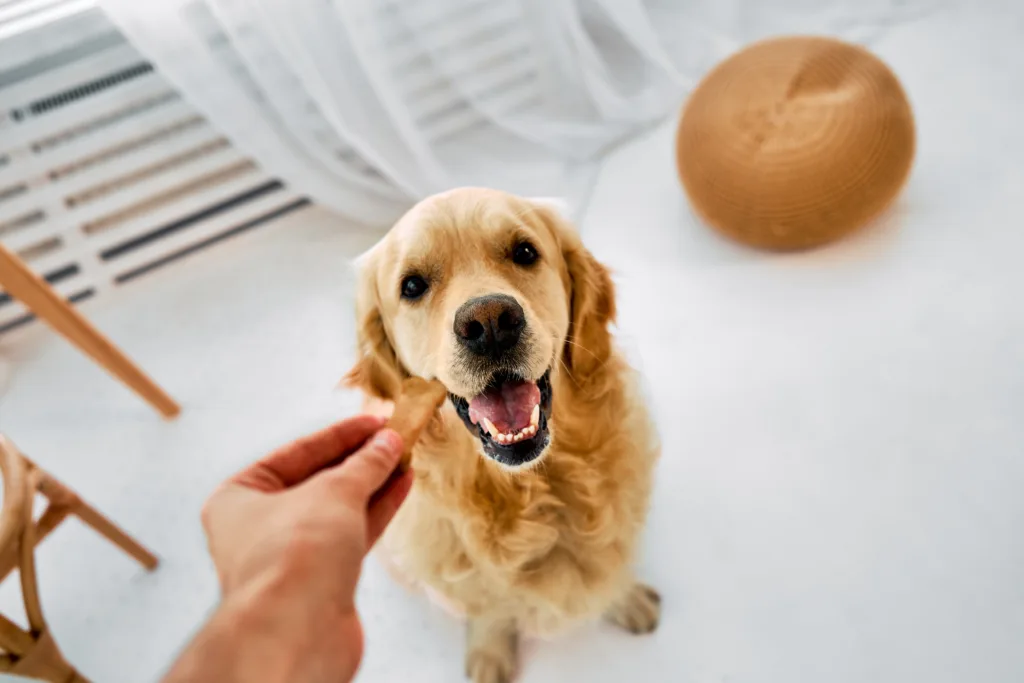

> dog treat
[387,377,448,471]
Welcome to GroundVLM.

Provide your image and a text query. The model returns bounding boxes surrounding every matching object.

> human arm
[160,416,409,683]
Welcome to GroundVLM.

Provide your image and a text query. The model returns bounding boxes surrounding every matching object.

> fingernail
[372,429,402,455]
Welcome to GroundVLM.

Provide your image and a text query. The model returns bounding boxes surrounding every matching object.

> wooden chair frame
[0,243,180,419]
[0,435,159,682]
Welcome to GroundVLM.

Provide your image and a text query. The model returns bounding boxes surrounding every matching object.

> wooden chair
[0,242,180,419]
[0,435,159,682]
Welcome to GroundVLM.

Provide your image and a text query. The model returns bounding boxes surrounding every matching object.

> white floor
[2,3,1024,682]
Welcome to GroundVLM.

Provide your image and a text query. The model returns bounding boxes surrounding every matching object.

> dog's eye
[400,275,429,300]
[512,241,539,266]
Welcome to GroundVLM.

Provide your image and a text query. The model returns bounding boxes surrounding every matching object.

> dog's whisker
[548,330,597,359]
[556,356,581,390]
[562,338,600,361]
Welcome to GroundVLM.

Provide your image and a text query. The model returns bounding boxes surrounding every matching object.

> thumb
[324,428,404,501]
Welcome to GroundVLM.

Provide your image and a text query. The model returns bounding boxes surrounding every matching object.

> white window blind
[0,3,307,334]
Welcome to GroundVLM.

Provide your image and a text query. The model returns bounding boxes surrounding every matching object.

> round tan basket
[676,36,915,251]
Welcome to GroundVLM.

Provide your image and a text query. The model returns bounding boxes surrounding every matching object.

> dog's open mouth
[450,370,553,467]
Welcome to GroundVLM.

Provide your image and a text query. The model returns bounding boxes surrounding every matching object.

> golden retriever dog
[346,187,660,682]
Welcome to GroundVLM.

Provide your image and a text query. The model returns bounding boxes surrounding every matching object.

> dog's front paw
[466,649,516,683]
[604,583,661,635]
[466,617,518,683]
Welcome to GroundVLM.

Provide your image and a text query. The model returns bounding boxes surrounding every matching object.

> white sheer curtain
[98,0,935,226]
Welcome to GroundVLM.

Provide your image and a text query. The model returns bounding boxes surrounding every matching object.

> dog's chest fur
[378,361,659,635]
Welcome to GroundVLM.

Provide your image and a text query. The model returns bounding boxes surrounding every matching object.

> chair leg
[0,244,180,419]
[31,468,158,570]
[8,628,83,683]
[72,501,159,570]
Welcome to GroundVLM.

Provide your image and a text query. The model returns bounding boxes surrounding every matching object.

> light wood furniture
[0,435,159,682]
[0,242,180,418]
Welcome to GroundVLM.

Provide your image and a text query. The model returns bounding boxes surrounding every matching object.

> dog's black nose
[454,294,525,358]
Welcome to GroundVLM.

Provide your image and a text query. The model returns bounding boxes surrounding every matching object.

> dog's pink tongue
[468,380,540,433]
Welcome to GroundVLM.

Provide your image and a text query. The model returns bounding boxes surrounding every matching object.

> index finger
[231,414,387,491]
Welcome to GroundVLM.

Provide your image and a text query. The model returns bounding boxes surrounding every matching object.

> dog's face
[348,188,615,470]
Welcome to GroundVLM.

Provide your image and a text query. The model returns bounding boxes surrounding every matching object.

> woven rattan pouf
[676,36,915,251]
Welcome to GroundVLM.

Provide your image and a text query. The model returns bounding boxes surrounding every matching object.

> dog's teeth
[493,423,541,445]
[530,404,540,428]
[482,417,500,438]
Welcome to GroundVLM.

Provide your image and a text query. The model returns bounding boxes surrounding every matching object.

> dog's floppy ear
[343,248,406,400]
[532,203,616,382]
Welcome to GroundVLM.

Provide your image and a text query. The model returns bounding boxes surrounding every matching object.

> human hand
[197,415,410,683]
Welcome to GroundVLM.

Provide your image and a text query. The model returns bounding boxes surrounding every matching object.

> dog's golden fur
[346,188,659,680]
